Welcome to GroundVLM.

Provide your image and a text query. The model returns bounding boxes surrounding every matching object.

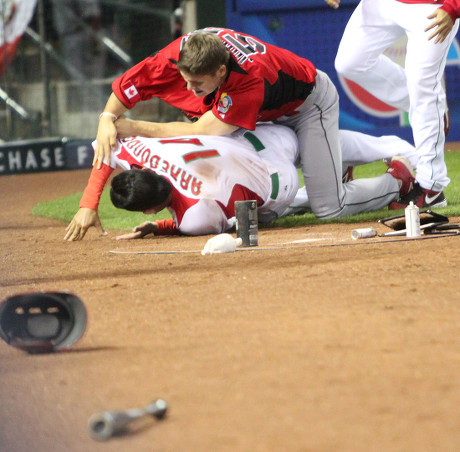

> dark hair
[110,169,171,212]
[178,32,230,75]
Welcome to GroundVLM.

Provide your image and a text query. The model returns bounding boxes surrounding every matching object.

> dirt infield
[1,169,460,452]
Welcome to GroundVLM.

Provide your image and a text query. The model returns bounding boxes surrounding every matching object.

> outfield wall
[0,138,92,176]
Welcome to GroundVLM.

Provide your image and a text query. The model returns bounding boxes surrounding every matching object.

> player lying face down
[64,124,299,241]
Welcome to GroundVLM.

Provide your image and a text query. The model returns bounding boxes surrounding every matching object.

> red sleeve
[440,0,460,21]
[79,164,114,210]
[112,38,183,109]
[212,80,264,131]
[155,219,181,235]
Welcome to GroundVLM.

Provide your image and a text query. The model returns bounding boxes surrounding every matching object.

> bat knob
[87,412,121,441]
[148,398,168,419]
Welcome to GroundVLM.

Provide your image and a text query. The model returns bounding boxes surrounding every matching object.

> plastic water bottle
[405,201,421,237]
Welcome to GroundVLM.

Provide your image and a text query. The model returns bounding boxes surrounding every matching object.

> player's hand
[324,0,340,8]
[64,208,107,241]
[425,9,454,44]
[93,115,117,169]
[114,221,158,240]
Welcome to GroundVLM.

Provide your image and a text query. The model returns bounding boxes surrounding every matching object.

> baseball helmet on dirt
[0,292,87,354]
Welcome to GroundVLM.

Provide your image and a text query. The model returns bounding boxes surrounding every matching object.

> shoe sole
[429,199,447,209]
[389,198,447,210]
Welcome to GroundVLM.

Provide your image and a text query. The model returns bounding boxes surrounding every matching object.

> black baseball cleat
[389,182,447,210]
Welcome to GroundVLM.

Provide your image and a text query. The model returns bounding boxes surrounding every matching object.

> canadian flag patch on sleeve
[122,81,140,102]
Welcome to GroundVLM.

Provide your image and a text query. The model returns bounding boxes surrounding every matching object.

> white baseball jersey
[104,124,299,235]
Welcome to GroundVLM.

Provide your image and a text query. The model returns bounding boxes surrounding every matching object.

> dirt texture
[1,169,460,452]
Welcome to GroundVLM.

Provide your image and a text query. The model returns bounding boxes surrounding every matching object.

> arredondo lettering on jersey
[117,137,223,196]
[180,28,267,64]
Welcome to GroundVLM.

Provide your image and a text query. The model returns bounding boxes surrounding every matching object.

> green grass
[32,150,460,230]
[32,190,172,231]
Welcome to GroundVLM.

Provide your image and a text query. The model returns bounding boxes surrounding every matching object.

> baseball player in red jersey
[325,0,460,209]
[93,27,415,220]
[64,123,299,240]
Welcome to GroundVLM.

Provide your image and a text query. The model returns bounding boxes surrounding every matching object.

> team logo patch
[123,84,140,100]
[217,93,232,116]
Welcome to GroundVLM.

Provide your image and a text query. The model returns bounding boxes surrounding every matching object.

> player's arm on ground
[64,164,113,241]
[115,199,233,240]
[426,8,455,43]
[115,110,239,139]
[94,93,128,169]
[115,219,179,240]
[115,221,159,240]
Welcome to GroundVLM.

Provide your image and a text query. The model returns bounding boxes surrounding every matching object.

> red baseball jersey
[112,28,317,129]
[112,37,205,119]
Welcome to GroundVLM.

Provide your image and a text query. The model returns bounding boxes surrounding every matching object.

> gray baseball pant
[276,70,400,218]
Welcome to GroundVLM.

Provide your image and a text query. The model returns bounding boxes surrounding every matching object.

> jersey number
[159,138,220,163]
[223,33,266,59]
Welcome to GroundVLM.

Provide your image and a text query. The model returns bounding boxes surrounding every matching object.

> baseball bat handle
[88,398,168,441]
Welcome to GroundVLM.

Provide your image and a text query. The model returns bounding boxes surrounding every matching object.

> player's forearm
[118,110,238,138]
[93,93,128,169]
[155,219,180,235]
[124,119,198,138]
[101,93,128,120]
[79,164,114,210]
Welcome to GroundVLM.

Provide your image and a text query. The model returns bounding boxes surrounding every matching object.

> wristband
[99,112,118,122]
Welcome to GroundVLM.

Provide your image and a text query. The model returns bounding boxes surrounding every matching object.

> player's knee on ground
[310,202,346,220]
[315,209,348,220]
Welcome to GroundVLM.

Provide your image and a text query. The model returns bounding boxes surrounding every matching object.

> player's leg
[403,11,459,193]
[334,0,409,110]
[281,185,310,217]
[283,71,401,218]
[281,129,417,217]
[292,71,344,218]
[339,130,418,168]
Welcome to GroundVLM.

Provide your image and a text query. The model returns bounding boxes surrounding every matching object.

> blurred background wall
[1,0,459,148]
